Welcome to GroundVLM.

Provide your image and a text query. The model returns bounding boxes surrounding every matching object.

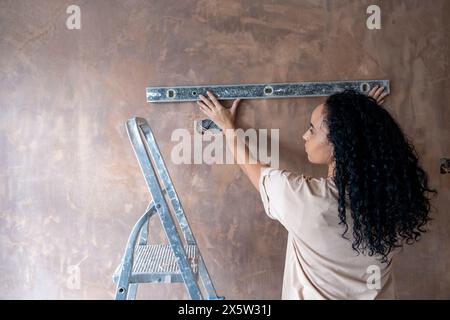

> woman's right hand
[368,85,389,105]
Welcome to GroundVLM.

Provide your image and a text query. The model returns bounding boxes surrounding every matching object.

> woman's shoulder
[261,167,338,195]
[295,173,338,188]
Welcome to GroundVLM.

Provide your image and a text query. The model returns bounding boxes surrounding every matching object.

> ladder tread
[133,244,198,275]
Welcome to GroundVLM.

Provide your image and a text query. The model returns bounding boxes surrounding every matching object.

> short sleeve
[258,166,319,235]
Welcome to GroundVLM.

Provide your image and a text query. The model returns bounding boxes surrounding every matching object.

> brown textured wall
[0,0,449,299]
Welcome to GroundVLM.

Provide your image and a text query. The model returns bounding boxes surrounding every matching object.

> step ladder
[112,117,223,300]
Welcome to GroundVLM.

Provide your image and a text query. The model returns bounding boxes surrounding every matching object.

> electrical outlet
[440,158,450,174]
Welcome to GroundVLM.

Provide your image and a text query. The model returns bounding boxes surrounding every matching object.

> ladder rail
[134,118,222,299]
[126,118,203,300]
[137,118,196,245]
[198,255,222,300]
[115,202,157,300]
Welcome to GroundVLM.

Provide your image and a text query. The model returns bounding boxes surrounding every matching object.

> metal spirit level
[146,80,390,133]
[146,80,389,103]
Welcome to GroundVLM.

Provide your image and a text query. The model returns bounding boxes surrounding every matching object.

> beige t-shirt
[259,167,398,300]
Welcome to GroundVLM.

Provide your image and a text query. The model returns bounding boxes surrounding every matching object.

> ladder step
[128,244,198,284]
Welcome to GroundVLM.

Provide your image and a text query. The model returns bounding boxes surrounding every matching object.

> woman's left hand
[197,91,241,130]
[368,85,390,105]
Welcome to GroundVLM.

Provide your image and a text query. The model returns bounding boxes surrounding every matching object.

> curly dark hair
[324,89,437,263]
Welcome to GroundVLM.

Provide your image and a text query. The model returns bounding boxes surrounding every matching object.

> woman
[196,86,437,299]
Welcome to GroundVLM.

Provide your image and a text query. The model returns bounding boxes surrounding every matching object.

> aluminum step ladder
[112,117,223,300]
